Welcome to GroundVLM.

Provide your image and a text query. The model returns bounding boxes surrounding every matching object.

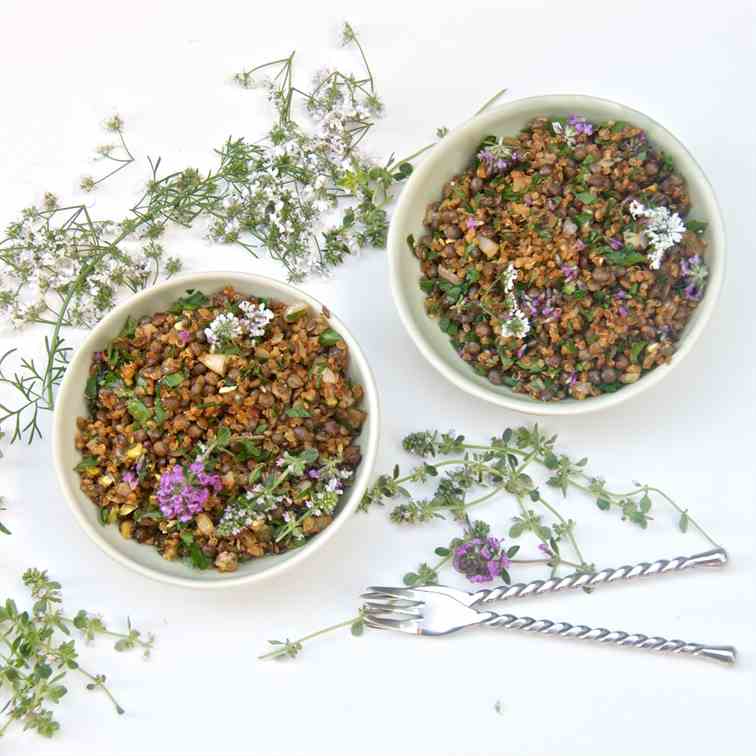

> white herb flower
[502,263,518,293]
[552,121,576,147]
[501,306,531,339]
[628,200,685,269]
[204,312,243,349]
[239,300,274,338]
[0,205,175,330]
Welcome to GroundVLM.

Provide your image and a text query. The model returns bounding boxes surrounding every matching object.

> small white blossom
[239,300,274,338]
[501,306,531,339]
[204,312,243,348]
[628,200,685,269]
[552,121,576,147]
[502,263,518,293]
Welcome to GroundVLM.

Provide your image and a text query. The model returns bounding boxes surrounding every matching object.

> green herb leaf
[188,542,211,570]
[686,219,707,235]
[319,329,342,347]
[286,405,311,418]
[575,191,597,205]
[126,399,152,426]
[85,375,98,402]
[604,248,647,267]
[169,289,209,313]
[162,372,186,388]
[119,316,137,339]
[74,456,100,472]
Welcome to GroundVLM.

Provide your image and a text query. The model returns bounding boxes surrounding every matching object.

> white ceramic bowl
[53,272,380,588]
[388,94,725,415]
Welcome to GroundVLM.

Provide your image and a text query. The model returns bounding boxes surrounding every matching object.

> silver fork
[362,548,737,665]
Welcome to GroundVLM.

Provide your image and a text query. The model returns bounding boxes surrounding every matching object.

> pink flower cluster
[452,536,512,584]
[156,461,222,522]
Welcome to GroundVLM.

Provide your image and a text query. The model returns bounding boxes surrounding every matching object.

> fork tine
[365,586,426,601]
[360,592,424,607]
[362,602,422,619]
[363,616,420,634]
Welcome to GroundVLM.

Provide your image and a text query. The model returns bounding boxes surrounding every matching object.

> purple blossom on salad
[561,264,579,281]
[477,140,519,175]
[608,237,623,251]
[466,217,482,230]
[156,462,222,522]
[122,470,138,490]
[680,254,708,301]
[567,114,594,136]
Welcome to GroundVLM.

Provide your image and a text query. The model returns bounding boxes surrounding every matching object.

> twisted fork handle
[472,548,727,605]
[482,613,736,665]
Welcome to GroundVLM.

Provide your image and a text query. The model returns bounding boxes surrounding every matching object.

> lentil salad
[74,286,366,573]
[411,115,710,401]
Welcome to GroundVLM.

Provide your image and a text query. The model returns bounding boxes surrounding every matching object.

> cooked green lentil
[413,115,710,401]
[74,286,366,572]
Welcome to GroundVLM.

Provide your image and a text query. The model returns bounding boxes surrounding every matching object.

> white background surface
[1,1,754,754]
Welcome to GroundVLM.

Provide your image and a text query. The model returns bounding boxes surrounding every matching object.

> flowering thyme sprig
[156,461,222,522]
[261,425,720,662]
[551,114,594,147]
[215,447,326,540]
[680,254,709,300]
[1,569,155,740]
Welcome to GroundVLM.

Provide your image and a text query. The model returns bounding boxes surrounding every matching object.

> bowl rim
[52,271,380,589]
[388,93,726,416]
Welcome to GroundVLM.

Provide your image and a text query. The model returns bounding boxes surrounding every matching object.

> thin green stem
[258,615,361,660]
[536,494,589,567]
[474,88,508,116]
[349,33,374,92]
[60,616,152,650]
[73,666,124,715]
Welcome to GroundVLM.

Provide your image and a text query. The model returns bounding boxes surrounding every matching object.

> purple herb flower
[516,342,528,359]
[618,305,629,318]
[307,468,321,480]
[157,462,222,522]
[680,254,708,301]
[178,330,191,345]
[466,217,482,230]
[477,141,519,175]
[538,543,551,556]
[122,470,138,490]
[452,536,512,584]
[608,237,623,251]
[567,114,594,136]
[561,264,579,281]
[574,239,586,252]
